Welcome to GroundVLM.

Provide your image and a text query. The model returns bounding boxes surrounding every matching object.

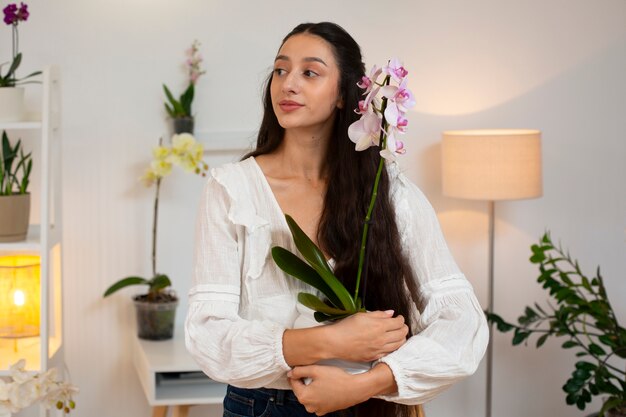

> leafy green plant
[272,215,364,322]
[0,53,41,87]
[0,130,32,195]
[162,40,205,119]
[163,83,194,118]
[487,232,626,416]
[103,273,172,302]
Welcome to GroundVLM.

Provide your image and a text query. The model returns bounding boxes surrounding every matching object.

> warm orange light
[0,255,40,338]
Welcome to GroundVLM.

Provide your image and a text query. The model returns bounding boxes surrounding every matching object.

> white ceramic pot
[293,304,373,384]
[0,87,25,122]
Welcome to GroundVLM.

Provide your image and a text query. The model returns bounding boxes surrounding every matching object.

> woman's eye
[273,68,286,76]
[303,70,319,78]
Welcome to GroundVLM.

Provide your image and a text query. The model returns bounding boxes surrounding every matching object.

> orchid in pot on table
[103,133,208,340]
[0,359,78,417]
[271,59,415,372]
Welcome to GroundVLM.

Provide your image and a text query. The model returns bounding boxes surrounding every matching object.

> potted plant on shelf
[103,133,208,340]
[0,359,78,417]
[163,40,206,135]
[487,232,626,417]
[1,2,41,122]
[0,130,32,242]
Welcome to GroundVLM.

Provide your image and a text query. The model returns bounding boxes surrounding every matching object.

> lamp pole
[486,200,495,417]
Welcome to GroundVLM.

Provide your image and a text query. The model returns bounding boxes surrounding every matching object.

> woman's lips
[278,100,304,112]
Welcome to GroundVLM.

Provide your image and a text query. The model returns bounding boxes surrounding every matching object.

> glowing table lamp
[441,129,542,417]
[0,255,41,348]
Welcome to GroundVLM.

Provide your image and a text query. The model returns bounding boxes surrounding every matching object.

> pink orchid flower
[379,127,406,161]
[383,58,408,83]
[348,108,382,151]
[357,65,382,95]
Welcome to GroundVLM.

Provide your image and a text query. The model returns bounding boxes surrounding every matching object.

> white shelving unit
[0,66,64,402]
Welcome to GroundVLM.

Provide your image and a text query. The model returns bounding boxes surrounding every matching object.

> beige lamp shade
[441,129,543,201]
[0,255,41,338]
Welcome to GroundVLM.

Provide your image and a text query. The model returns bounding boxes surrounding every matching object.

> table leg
[173,405,191,417]
[152,406,168,417]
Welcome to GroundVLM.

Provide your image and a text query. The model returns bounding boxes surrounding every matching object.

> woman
[185,22,488,417]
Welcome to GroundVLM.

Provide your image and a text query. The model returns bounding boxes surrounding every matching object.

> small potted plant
[103,134,208,340]
[0,130,32,242]
[487,233,626,417]
[1,2,41,122]
[163,40,206,135]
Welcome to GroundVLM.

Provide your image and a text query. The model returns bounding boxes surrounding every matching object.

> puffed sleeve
[375,164,489,404]
[184,167,291,387]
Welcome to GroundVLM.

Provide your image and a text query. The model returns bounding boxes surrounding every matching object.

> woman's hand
[324,310,409,362]
[288,365,366,415]
[288,363,398,416]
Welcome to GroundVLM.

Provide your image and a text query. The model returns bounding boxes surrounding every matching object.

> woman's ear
[337,97,344,109]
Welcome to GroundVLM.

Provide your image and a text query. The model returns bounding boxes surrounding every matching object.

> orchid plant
[163,40,206,119]
[0,359,78,416]
[1,2,41,87]
[271,58,415,322]
[103,134,208,301]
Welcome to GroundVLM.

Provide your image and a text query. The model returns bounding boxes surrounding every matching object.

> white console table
[132,329,227,417]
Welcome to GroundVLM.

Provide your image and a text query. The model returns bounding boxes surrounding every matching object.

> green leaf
[313,311,352,323]
[103,276,149,297]
[562,340,578,349]
[297,293,350,316]
[588,343,606,356]
[148,274,171,292]
[512,330,530,345]
[272,246,342,308]
[598,334,616,348]
[536,333,549,348]
[285,214,356,313]
[575,361,597,372]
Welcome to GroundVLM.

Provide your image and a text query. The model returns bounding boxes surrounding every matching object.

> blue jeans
[223,385,345,417]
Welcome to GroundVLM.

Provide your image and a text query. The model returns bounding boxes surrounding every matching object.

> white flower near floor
[0,359,78,416]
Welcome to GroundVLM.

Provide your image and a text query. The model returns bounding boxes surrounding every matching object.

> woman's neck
[275,128,330,181]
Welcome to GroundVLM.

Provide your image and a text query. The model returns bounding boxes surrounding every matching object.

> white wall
[6,0,625,416]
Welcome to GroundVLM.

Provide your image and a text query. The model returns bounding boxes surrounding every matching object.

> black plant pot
[173,117,194,134]
[133,296,178,340]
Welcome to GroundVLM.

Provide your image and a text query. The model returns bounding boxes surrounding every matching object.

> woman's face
[270,33,343,133]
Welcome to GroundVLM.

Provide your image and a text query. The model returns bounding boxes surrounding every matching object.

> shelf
[0,335,62,375]
[0,121,42,130]
[0,225,61,252]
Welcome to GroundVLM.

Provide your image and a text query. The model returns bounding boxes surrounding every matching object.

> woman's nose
[282,72,299,94]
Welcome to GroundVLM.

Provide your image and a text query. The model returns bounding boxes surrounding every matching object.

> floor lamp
[441,129,543,417]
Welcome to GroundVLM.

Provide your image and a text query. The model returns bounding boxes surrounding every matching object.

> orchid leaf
[103,276,149,297]
[272,246,342,308]
[148,274,171,292]
[297,293,350,316]
[284,214,356,312]
[314,311,353,323]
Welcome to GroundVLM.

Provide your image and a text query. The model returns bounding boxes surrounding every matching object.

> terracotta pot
[0,87,25,122]
[133,296,178,340]
[0,193,30,242]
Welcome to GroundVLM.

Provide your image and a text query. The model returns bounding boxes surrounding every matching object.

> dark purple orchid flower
[3,2,29,25]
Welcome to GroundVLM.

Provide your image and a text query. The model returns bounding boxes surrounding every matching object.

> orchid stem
[353,75,391,304]
[151,137,163,278]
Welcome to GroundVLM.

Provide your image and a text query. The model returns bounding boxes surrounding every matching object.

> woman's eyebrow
[274,55,328,67]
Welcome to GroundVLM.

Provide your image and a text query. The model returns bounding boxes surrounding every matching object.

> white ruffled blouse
[185,156,489,405]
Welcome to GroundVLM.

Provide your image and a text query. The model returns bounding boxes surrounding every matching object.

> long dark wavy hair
[242,22,424,417]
